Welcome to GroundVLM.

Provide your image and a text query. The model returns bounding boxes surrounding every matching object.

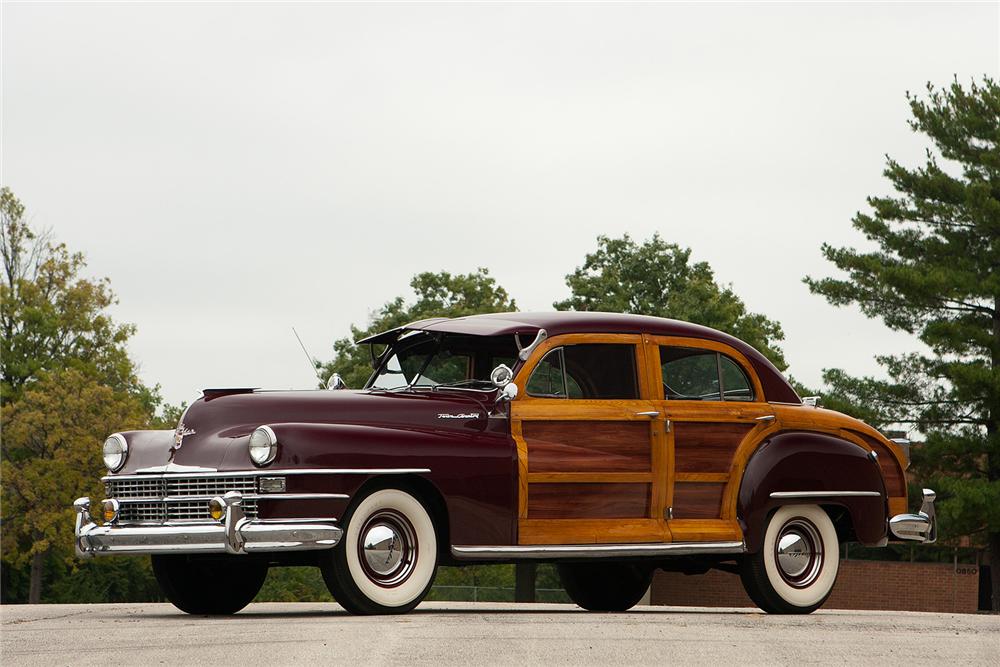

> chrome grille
[105,474,260,524]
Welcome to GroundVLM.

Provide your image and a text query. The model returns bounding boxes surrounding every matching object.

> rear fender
[737,430,888,552]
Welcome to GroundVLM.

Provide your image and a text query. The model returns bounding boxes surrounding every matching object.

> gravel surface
[2,602,998,665]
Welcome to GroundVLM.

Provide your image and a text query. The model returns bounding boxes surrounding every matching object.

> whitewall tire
[740,504,840,614]
[322,487,438,615]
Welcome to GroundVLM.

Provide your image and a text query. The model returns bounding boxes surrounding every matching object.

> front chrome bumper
[889,488,937,543]
[73,492,342,557]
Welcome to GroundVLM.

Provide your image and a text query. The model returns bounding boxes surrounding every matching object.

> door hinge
[665,506,673,520]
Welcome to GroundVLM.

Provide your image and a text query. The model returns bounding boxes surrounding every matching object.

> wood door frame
[510,333,671,545]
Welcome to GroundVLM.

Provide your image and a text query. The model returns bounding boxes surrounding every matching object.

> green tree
[319,269,517,387]
[805,77,1000,610]
[555,234,788,370]
[1,187,154,411]
[0,188,167,603]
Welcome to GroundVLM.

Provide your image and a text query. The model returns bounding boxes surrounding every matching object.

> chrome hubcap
[357,510,417,587]
[363,524,404,576]
[774,518,823,588]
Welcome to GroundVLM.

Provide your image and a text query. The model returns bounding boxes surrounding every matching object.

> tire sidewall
[341,488,437,610]
[761,504,839,609]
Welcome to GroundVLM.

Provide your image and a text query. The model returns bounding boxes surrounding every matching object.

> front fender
[738,430,888,551]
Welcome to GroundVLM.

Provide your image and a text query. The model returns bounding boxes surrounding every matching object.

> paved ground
[2,602,997,665]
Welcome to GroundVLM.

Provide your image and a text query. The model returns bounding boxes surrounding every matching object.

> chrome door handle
[755,415,776,422]
[635,411,660,417]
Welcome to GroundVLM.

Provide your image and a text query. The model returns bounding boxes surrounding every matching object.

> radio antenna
[292,327,324,384]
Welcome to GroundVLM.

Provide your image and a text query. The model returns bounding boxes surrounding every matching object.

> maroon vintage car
[74,312,936,615]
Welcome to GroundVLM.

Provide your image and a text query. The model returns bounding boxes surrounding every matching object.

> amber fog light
[209,497,226,522]
[101,499,119,523]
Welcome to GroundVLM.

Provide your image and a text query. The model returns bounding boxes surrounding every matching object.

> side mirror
[327,373,347,390]
[497,383,518,403]
[490,364,514,387]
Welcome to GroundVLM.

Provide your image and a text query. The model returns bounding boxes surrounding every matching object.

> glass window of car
[527,344,638,399]
[720,355,753,401]
[660,346,753,402]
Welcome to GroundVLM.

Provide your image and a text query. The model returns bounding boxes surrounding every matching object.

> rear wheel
[557,562,652,612]
[321,487,438,615]
[740,504,840,614]
[151,555,267,615]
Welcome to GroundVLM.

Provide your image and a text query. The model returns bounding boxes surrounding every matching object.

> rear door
[645,336,775,543]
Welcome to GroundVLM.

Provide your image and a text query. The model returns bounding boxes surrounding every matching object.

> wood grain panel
[673,422,754,473]
[672,482,724,519]
[857,434,906,496]
[527,483,650,519]
[667,519,742,542]
[524,421,651,473]
[518,518,664,544]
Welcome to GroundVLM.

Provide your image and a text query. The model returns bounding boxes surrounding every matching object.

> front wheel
[321,487,438,615]
[740,504,840,614]
[151,555,267,615]
[558,562,653,611]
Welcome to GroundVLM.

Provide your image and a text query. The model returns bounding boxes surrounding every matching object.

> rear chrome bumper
[889,488,937,543]
[73,493,342,557]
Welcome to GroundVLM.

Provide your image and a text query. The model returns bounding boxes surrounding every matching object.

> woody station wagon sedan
[74,312,936,615]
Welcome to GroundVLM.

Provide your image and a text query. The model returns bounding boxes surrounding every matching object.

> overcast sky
[2,1,998,407]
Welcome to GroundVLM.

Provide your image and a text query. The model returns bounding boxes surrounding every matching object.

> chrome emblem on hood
[172,422,195,451]
[437,412,480,420]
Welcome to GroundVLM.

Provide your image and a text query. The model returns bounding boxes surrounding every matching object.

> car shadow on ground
[141,605,769,620]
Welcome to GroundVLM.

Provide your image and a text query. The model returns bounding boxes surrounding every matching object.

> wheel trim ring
[356,509,418,588]
[773,517,824,589]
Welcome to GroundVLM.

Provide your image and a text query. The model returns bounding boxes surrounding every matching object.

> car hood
[118,389,498,474]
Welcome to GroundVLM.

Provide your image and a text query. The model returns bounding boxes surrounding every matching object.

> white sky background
[2,1,998,407]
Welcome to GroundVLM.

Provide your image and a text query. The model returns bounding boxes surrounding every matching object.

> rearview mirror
[490,364,513,387]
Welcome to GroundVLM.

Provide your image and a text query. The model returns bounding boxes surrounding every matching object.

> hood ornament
[172,422,195,451]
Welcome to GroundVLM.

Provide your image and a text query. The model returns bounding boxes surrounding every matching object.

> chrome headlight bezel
[102,433,128,472]
[248,425,278,466]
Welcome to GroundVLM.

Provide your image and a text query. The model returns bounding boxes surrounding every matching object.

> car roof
[357,311,800,404]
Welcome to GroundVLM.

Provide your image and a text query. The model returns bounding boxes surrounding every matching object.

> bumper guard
[888,488,937,543]
[73,492,342,557]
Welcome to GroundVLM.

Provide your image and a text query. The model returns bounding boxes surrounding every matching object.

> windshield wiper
[432,379,495,391]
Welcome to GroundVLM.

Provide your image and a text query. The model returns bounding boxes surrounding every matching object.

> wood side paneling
[673,422,753,473]
[858,435,906,496]
[524,421,651,473]
[518,518,663,544]
[667,519,742,542]
[672,482,724,519]
[527,483,650,519]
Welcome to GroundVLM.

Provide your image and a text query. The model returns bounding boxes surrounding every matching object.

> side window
[720,355,753,402]
[526,344,639,399]
[661,346,754,402]
[661,347,720,401]
[526,349,566,397]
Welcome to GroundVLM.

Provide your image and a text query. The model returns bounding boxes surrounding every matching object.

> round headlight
[248,426,277,466]
[102,433,128,472]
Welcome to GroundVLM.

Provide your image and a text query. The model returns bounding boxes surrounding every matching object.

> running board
[450,541,745,560]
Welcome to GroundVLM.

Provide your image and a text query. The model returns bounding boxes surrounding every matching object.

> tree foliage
[805,77,1000,608]
[555,233,788,370]
[318,269,516,388]
[0,188,167,603]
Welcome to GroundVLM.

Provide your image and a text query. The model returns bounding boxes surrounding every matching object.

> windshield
[367,332,519,391]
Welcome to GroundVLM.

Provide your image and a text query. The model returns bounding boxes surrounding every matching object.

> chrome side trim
[770,491,881,499]
[450,541,745,560]
[103,468,431,482]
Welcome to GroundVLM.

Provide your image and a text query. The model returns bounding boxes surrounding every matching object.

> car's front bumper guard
[73,492,343,557]
[889,488,937,543]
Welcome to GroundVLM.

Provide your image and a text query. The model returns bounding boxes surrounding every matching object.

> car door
[510,334,669,545]
[645,335,776,543]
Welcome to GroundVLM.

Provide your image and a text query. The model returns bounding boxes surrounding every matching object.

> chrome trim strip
[450,541,745,560]
[135,463,217,474]
[770,491,881,499]
[103,468,431,482]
